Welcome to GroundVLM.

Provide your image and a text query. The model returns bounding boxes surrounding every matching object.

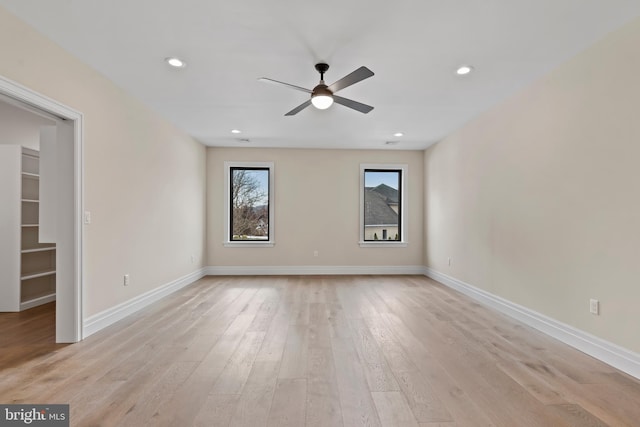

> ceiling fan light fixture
[311,94,333,110]
[311,84,334,110]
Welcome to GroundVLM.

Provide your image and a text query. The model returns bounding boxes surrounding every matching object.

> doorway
[0,75,83,343]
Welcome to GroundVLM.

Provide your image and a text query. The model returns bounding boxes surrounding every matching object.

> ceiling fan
[259,63,374,116]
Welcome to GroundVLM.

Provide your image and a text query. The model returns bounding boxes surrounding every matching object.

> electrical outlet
[589,298,599,315]
[313,250,319,257]
[448,257,451,266]
[124,274,130,286]
[190,255,195,264]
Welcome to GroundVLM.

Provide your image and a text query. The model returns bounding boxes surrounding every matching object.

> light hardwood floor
[1,276,640,426]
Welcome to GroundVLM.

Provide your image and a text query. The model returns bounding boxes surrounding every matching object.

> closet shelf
[2,146,56,312]
[21,269,56,281]
[21,247,56,254]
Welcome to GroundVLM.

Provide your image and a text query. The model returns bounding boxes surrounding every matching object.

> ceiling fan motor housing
[312,84,332,97]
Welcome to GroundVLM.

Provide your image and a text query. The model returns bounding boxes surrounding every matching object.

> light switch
[84,211,91,224]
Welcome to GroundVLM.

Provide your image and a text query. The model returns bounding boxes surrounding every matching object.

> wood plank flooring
[1,275,640,426]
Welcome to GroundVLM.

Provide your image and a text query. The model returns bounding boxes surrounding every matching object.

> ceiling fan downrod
[315,62,330,83]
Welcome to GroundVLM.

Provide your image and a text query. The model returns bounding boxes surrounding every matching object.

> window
[225,162,274,247]
[360,164,407,247]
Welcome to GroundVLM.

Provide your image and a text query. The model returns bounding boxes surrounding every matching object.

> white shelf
[2,146,55,312]
[21,269,56,281]
[21,247,56,254]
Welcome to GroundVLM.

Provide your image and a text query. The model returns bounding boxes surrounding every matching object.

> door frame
[0,74,84,342]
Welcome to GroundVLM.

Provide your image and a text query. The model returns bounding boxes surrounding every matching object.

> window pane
[364,170,401,241]
[230,168,269,241]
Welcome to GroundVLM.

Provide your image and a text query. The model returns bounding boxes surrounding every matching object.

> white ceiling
[2,0,640,150]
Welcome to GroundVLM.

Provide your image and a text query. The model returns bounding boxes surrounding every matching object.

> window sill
[224,241,274,248]
[359,241,408,248]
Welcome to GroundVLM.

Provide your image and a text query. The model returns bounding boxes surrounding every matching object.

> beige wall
[208,147,423,267]
[424,17,640,353]
[0,7,206,317]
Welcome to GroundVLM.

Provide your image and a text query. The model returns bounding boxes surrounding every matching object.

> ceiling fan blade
[333,95,374,114]
[258,77,312,94]
[327,66,374,93]
[285,99,312,116]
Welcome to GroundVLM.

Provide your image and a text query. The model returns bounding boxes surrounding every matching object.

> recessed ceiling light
[165,57,186,68]
[231,129,241,134]
[393,132,404,137]
[456,65,473,75]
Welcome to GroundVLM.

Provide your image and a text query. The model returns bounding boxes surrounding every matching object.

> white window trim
[224,161,275,247]
[359,163,408,248]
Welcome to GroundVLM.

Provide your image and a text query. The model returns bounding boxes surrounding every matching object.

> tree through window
[226,163,274,244]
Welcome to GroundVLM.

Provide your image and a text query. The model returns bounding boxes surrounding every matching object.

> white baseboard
[423,267,640,380]
[20,293,56,311]
[82,268,206,338]
[205,265,425,276]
